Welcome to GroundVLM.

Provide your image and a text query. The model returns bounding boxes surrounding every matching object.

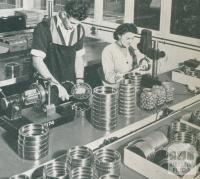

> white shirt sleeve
[31,49,46,58]
[102,47,119,83]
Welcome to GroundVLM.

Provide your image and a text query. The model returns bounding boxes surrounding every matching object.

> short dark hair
[64,0,89,21]
[113,23,138,40]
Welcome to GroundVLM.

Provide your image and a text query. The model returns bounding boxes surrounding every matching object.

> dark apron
[45,42,76,84]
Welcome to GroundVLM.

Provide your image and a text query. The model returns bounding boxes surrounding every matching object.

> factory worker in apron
[31,0,89,101]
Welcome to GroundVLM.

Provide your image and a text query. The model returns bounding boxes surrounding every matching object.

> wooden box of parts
[172,70,200,88]
[123,105,200,179]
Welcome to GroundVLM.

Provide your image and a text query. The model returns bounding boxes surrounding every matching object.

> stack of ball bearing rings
[126,72,142,104]
[118,79,135,118]
[91,86,118,131]
[42,146,122,179]
[94,149,121,178]
[18,123,49,160]
[127,131,168,162]
[66,146,94,169]
[168,121,193,143]
[43,161,69,179]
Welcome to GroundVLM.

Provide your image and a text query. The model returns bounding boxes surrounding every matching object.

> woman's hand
[56,84,69,101]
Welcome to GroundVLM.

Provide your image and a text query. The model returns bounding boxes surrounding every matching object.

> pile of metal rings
[189,110,200,126]
[126,72,142,94]
[18,123,49,160]
[70,166,94,179]
[127,131,168,161]
[66,146,94,169]
[43,161,69,179]
[126,72,142,104]
[162,81,175,103]
[168,121,192,142]
[91,86,118,131]
[94,149,121,178]
[118,79,135,118]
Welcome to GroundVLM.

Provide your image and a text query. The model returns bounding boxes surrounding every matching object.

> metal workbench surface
[0,78,196,178]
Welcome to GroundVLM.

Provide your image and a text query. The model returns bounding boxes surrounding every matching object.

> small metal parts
[140,88,157,110]
[94,149,121,178]
[91,86,118,131]
[152,85,166,106]
[71,82,92,100]
[18,123,49,160]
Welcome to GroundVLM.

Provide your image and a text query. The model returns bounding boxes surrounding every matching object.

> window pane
[88,0,94,18]
[134,0,161,30]
[170,0,200,39]
[0,0,22,9]
[54,0,65,12]
[34,0,46,10]
[103,0,125,24]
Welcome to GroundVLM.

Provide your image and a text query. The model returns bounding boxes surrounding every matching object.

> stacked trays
[118,79,135,118]
[43,161,69,179]
[18,123,49,160]
[91,86,118,131]
[94,149,121,178]
[67,146,94,169]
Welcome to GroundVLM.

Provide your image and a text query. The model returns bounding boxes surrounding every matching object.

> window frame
[0,0,198,46]
[91,0,200,46]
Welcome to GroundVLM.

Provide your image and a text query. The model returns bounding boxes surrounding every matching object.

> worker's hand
[76,78,84,84]
[56,84,69,101]
[115,73,124,83]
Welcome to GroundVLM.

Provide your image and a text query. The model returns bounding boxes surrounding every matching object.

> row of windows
[0,0,199,39]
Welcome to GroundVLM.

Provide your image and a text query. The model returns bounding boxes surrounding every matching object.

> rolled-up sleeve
[102,47,117,83]
[31,22,49,58]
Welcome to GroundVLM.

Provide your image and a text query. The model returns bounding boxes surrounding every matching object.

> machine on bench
[0,75,92,134]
